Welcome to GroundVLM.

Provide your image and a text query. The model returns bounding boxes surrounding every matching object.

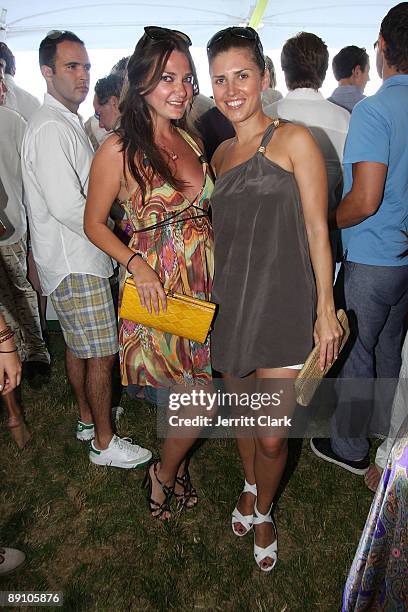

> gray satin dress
[211,120,316,377]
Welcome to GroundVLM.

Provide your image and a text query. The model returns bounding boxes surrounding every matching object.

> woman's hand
[313,310,344,371]
[129,255,167,315]
[0,348,22,395]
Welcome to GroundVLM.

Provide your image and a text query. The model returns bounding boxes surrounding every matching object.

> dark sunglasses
[45,29,76,40]
[207,26,265,67]
[373,40,379,50]
[144,26,192,46]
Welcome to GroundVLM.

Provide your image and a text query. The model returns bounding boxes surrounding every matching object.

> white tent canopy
[1,1,396,51]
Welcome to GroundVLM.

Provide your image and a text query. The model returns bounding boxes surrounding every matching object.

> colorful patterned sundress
[342,430,408,611]
[343,336,408,611]
[118,129,214,388]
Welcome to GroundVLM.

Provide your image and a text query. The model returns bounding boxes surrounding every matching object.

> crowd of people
[0,1,407,606]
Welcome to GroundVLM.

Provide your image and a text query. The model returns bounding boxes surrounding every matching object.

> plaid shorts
[51,274,119,358]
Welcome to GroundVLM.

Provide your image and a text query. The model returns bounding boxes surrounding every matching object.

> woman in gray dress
[207,27,342,572]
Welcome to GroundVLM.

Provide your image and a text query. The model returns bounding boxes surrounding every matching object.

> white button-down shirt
[22,93,113,296]
[0,106,27,246]
[264,88,350,163]
[4,74,41,121]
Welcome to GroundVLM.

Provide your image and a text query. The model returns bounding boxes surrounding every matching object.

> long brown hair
[118,31,199,203]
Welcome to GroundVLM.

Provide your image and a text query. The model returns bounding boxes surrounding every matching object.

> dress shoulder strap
[258,118,287,152]
[176,127,204,158]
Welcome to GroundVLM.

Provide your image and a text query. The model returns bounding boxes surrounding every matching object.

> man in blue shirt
[311,2,408,487]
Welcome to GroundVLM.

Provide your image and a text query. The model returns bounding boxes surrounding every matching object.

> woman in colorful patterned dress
[343,337,408,611]
[84,27,214,519]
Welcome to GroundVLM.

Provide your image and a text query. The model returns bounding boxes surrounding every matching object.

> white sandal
[231,480,257,537]
[253,502,278,572]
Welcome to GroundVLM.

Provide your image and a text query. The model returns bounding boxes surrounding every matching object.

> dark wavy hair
[118,31,199,203]
[281,32,328,90]
[332,46,369,80]
[0,43,16,76]
[380,2,408,73]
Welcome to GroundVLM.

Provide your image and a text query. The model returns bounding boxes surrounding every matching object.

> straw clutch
[119,277,216,344]
[295,309,350,406]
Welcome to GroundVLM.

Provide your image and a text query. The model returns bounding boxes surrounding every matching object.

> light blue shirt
[341,75,408,266]
[328,85,365,113]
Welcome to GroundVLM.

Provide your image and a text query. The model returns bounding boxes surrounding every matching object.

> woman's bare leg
[252,367,298,569]
[223,372,257,534]
[149,383,214,519]
[3,389,23,428]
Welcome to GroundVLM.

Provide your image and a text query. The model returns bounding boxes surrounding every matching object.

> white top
[84,114,109,150]
[4,74,41,121]
[0,106,27,246]
[264,88,350,162]
[22,93,113,296]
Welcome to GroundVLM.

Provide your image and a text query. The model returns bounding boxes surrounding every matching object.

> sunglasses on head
[144,26,192,46]
[45,29,76,40]
[207,26,265,67]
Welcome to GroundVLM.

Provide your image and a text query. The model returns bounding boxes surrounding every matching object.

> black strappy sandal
[142,460,174,520]
[174,469,198,509]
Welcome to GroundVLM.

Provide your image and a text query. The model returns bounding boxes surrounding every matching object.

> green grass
[0,333,375,611]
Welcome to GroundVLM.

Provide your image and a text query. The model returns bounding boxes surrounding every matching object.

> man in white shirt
[0,43,40,121]
[264,32,350,266]
[0,58,50,430]
[22,31,151,469]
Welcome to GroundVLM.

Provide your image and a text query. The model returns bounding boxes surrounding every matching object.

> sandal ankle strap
[253,502,273,524]
[243,480,257,496]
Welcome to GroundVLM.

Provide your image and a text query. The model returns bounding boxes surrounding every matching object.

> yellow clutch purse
[294,309,350,406]
[119,277,217,344]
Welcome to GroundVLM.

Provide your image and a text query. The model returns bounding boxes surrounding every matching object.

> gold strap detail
[175,127,204,159]
[258,119,281,154]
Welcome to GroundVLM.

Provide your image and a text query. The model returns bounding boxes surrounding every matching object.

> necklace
[158,143,178,161]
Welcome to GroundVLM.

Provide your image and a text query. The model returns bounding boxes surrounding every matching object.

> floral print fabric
[118,129,214,388]
[343,428,408,611]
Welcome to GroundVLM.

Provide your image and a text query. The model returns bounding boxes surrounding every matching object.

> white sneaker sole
[89,449,152,469]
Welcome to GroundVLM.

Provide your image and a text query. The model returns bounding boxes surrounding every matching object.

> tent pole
[248,0,269,30]
[0,8,6,42]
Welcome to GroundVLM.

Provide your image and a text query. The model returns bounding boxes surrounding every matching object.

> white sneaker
[76,420,95,441]
[89,435,152,469]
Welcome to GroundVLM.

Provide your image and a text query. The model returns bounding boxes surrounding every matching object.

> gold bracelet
[0,330,15,344]
[0,326,13,338]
